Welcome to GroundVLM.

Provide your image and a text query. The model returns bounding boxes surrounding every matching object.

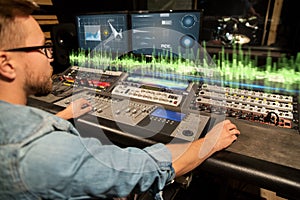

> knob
[182,129,194,137]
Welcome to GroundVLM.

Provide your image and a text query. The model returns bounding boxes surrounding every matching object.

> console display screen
[126,75,189,91]
[151,108,186,122]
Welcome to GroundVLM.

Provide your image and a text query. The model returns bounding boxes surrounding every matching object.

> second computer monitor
[131,10,203,59]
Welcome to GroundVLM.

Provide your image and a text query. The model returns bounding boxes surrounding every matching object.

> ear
[0,52,16,80]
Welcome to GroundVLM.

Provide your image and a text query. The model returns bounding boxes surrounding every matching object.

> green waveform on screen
[69,45,300,93]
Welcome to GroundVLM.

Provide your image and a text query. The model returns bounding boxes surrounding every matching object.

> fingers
[74,98,92,108]
[74,97,89,104]
[230,128,240,138]
[231,134,238,141]
[79,99,93,112]
[224,120,239,131]
[225,120,240,141]
[71,98,93,117]
[204,119,241,152]
[219,120,241,143]
[80,104,93,113]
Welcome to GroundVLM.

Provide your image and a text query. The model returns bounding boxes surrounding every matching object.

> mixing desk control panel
[60,66,123,92]
[111,85,183,107]
[191,83,299,129]
[54,90,156,126]
[54,89,210,142]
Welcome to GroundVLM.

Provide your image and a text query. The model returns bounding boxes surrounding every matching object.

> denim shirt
[0,101,175,200]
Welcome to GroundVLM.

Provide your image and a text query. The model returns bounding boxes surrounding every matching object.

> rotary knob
[182,129,194,137]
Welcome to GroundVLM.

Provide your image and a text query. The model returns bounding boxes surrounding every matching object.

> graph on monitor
[76,13,129,56]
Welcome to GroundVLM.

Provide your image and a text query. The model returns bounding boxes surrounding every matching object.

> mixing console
[54,90,155,126]
[51,65,299,143]
[54,89,210,142]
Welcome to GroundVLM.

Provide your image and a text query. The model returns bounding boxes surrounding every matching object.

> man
[0,0,240,199]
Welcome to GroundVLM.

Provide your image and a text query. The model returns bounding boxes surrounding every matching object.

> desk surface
[203,118,300,200]
[224,118,300,170]
[27,96,300,199]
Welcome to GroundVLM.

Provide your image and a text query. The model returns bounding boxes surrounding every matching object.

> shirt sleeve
[19,131,175,199]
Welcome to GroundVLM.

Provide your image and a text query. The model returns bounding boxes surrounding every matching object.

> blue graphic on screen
[85,25,101,41]
[131,11,201,57]
[76,13,128,54]
[151,108,186,122]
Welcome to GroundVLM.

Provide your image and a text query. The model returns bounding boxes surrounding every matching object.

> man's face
[18,16,54,96]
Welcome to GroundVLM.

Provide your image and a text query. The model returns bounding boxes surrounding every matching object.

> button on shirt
[0,101,175,199]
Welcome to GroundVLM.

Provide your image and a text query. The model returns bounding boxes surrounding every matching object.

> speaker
[51,23,77,74]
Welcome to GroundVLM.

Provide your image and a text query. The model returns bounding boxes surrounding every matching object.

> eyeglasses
[3,43,53,59]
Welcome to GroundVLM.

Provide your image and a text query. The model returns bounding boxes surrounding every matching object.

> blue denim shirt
[0,101,175,199]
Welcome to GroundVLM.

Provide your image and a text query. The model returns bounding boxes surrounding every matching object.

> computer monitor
[75,12,129,57]
[130,10,203,59]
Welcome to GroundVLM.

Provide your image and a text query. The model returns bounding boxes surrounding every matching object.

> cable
[264,111,280,126]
